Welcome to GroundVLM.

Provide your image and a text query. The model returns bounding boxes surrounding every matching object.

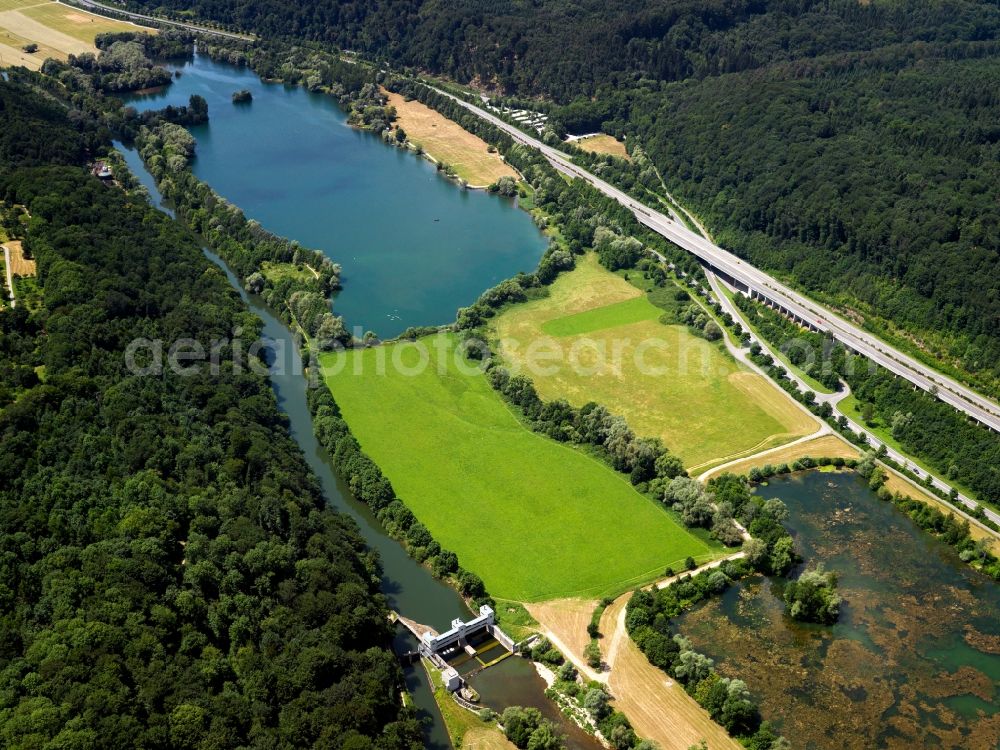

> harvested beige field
[524,597,597,666]
[462,728,518,750]
[0,0,149,67]
[701,433,858,480]
[0,36,43,67]
[6,241,35,276]
[384,89,519,187]
[600,594,741,750]
[23,2,145,42]
[575,133,630,160]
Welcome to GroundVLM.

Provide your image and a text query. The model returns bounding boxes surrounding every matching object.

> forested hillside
[631,44,1000,388]
[0,81,421,748]
[125,0,1000,99]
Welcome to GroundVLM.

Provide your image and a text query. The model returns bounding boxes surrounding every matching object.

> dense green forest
[125,0,1000,98]
[629,45,1000,395]
[0,81,421,748]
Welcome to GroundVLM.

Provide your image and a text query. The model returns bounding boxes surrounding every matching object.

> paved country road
[434,87,1000,435]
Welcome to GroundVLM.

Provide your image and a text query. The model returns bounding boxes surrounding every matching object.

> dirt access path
[528,556,745,750]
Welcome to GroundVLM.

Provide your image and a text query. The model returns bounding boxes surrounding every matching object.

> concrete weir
[394,605,515,691]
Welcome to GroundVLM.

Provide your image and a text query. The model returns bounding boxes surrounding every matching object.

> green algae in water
[677,470,1000,750]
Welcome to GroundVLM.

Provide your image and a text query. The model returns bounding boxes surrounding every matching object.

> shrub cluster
[536,649,656,750]
[784,564,842,624]
[625,563,787,748]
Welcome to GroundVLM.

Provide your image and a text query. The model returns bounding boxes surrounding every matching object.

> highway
[704,272,1000,529]
[66,0,254,40]
[435,87,1000,435]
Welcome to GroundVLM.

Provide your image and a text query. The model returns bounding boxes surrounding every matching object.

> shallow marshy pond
[678,470,1000,749]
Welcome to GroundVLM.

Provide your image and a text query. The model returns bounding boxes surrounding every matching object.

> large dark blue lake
[123,53,547,336]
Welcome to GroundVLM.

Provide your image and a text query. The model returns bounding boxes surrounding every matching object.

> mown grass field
[492,254,817,469]
[541,295,660,337]
[260,260,316,285]
[384,89,519,187]
[575,134,630,160]
[0,0,147,69]
[319,333,718,602]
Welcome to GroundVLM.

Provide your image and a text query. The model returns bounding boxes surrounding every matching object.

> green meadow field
[319,334,718,602]
[540,295,661,337]
[493,254,817,471]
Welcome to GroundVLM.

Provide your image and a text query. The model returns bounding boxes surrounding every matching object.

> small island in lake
[232,89,253,103]
[784,563,842,624]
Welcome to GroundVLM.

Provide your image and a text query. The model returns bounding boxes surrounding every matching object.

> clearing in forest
[492,253,817,469]
[6,241,35,276]
[384,89,519,188]
[320,333,718,602]
[0,0,149,69]
[574,133,630,160]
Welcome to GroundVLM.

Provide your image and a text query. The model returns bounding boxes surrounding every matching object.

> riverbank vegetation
[317,333,717,602]
[66,30,177,91]
[626,562,788,750]
[134,122,349,348]
[0,79,423,748]
[517,639,659,750]
[424,660,515,750]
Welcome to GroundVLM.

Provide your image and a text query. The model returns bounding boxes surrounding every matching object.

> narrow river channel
[115,61,600,744]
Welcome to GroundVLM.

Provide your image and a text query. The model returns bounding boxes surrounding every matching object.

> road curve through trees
[433,87,1000,435]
